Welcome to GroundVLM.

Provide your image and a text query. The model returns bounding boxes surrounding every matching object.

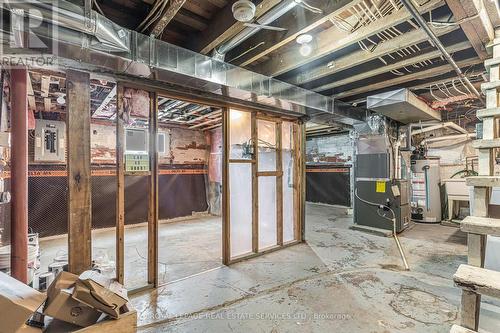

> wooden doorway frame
[222,109,304,265]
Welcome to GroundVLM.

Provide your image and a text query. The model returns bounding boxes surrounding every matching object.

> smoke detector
[232,0,256,23]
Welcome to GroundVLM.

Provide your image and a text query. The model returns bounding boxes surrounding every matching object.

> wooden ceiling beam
[288,25,459,86]
[151,0,187,38]
[314,40,472,92]
[187,0,282,55]
[231,0,358,67]
[255,0,445,77]
[334,57,483,100]
[445,0,494,60]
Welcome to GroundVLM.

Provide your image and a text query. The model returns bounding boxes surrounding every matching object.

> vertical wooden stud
[251,113,259,253]
[461,290,481,331]
[116,83,125,284]
[276,121,283,246]
[148,92,158,286]
[222,108,230,264]
[66,69,92,275]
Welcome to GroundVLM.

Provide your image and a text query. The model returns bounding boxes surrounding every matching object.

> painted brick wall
[306,133,354,164]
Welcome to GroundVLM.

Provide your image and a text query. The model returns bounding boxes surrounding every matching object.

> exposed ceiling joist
[288,24,458,86]
[314,40,472,92]
[334,57,483,99]
[189,116,222,129]
[232,0,358,66]
[40,75,50,98]
[27,73,36,111]
[150,0,187,37]
[188,0,282,54]
[43,97,51,112]
[94,86,116,115]
[255,0,445,77]
[445,0,494,60]
[202,123,222,131]
[186,109,222,124]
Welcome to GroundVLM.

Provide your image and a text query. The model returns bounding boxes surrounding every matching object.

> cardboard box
[44,304,137,333]
[72,271,128,319]
[43,272,101,327]
[0,272,46,333]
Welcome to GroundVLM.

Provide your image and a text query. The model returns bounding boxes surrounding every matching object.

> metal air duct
[1,0,130,52]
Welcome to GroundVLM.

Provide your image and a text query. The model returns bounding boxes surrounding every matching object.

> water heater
[410,157,441,223]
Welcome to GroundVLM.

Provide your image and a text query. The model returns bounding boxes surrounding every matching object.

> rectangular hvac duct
[367,88,441,124]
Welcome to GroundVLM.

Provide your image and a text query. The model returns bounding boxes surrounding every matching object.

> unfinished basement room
[2,0,500,332]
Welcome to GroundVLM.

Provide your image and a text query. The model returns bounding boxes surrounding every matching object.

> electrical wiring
[354,188,410,270]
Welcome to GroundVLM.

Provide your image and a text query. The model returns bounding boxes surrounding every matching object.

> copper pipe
[10,68,29,283]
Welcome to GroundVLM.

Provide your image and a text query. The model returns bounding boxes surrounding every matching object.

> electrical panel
[34,120,66,163]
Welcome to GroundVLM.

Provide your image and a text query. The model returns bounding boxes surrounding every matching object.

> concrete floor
[130,203,500,333]
[39,215,222,289]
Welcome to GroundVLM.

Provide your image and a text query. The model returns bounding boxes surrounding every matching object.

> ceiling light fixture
[296,34,313,57]
[56,96,65,105]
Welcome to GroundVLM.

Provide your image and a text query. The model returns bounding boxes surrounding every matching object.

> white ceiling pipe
[421,133,476,145]
[411,122,468,136]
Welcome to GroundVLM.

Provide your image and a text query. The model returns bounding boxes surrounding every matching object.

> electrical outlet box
[34,120,66,163]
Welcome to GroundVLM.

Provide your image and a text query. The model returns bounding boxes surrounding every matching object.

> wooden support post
[222,108,230,264]
[116,83,125,284]
[66,69,92,275]
[461,290,481,331]
[276,121,283,246]
[10,68,28,283]
[299,122,306,241]
[148,92,158,286]
[292,123,301,242]
[251,113,258,253]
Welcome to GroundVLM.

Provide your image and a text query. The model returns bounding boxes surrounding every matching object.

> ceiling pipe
[400,0,485,105]
[421,132,476,145]
[213,0,298,61]
[411,121,468,135]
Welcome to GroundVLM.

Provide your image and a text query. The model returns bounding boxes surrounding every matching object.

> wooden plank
[313,41,471,92]
[251,112,258,253]
[276,121,283,246]
[187,0,282,54]
[468,233,486,268]
[150,0,187,37]
[288,25,458,86]
[66,69,91,275]
[222,108,230,264]
[461,216,500,237]
[472,138,500,149]
[466,176,500,187]
[454,264,500,298]
[334,57,483,99]
[116,83,125,284]
[445,0,493,60]
[477,107,500,119]
[255,0,444,76]
[234,0,357,66]
[148,91,158,286]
